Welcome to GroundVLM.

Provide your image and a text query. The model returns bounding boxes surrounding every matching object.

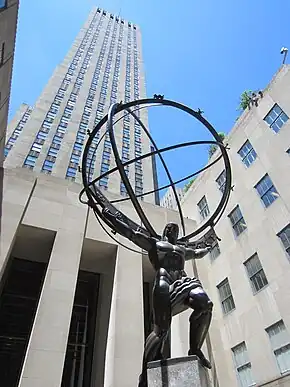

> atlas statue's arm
[184,246,211,261]
[102,208,155,251]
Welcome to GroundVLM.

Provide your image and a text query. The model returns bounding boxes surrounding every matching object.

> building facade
[181,65,290,387]
[160,186,184,210]
[0,0,19,167]
[4,7,155,202]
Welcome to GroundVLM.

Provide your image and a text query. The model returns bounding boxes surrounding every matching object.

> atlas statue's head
[162,223,179,244]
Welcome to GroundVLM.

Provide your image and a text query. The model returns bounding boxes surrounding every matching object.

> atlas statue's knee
[189,289,213,313]
[158,268,170,279]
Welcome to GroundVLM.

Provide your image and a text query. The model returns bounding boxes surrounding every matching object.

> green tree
[208,132,226,158]
[238,90,252,111]
[184,177,196,193]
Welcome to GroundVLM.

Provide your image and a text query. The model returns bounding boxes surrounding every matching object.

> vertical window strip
[65,16,107,180]
[5,105,33,158]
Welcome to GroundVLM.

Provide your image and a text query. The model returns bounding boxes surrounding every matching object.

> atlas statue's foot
[188,349,212,369]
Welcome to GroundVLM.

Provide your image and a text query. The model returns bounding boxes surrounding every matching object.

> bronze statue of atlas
[79,97,232,387]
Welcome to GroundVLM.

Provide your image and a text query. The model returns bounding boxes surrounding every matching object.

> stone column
[18,225,86,387]
[0,169,36,280]
[104,245,144,387]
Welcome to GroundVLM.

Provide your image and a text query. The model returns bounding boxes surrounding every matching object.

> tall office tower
[0,0,19,167]
[4,7,155,202]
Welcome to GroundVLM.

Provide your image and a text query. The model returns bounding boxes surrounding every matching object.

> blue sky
[9,0,290,192]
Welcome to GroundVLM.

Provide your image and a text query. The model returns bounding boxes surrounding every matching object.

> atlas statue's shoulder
[156,240,173,249]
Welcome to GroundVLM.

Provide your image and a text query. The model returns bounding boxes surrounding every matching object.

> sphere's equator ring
[110,154,223,204]
[126,107,186,237]
[80,140,224,202]
[107,103,158,237]
[81,139,227,242]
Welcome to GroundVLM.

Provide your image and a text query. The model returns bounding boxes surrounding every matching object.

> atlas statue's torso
[149,240,187,281]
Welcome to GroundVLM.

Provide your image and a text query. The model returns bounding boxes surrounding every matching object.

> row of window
[23,13,100,170]
[4,106,33,157]
[231,320,290,387]
[212,104,288,182]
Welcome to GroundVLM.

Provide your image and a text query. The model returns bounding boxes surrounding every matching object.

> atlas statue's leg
[138,269,172,387]
[187,286,213,369]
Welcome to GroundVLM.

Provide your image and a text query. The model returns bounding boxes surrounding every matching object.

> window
[232,342,255,387]
[51,142,60,150]
[0,42,4,66]
[217,278,235,314]
[210,242,220,261]
[0,0,7,9]
[23,155,37,168]
[238,140,257,167]
[244,254,268,293]
[197,196,210,220]
[255,174,279,208]
[31,142,42,152]
[42,160,54,172]
[42,121,52,129]
[266,320,290,374]
[48,148,58,157]
[67,167,77,177]
[71,154,80,163]
[228,206,247,237]
[37,131,47,140]
[278,224,290,257]
[264,104,289,133]
[216,170,226,193]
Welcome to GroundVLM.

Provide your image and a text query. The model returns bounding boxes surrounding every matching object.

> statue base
[147,355,211,387]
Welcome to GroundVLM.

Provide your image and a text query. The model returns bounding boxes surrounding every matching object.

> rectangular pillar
[18,225,86,387]
[0,169,36,280]
[104,245,144,387]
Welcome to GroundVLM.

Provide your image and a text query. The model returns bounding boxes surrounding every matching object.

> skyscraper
[4,7,155,202]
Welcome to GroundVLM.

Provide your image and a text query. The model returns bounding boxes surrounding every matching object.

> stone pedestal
[147,356,211,387]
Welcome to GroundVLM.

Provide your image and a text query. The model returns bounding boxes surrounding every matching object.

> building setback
[181,65,290,387]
